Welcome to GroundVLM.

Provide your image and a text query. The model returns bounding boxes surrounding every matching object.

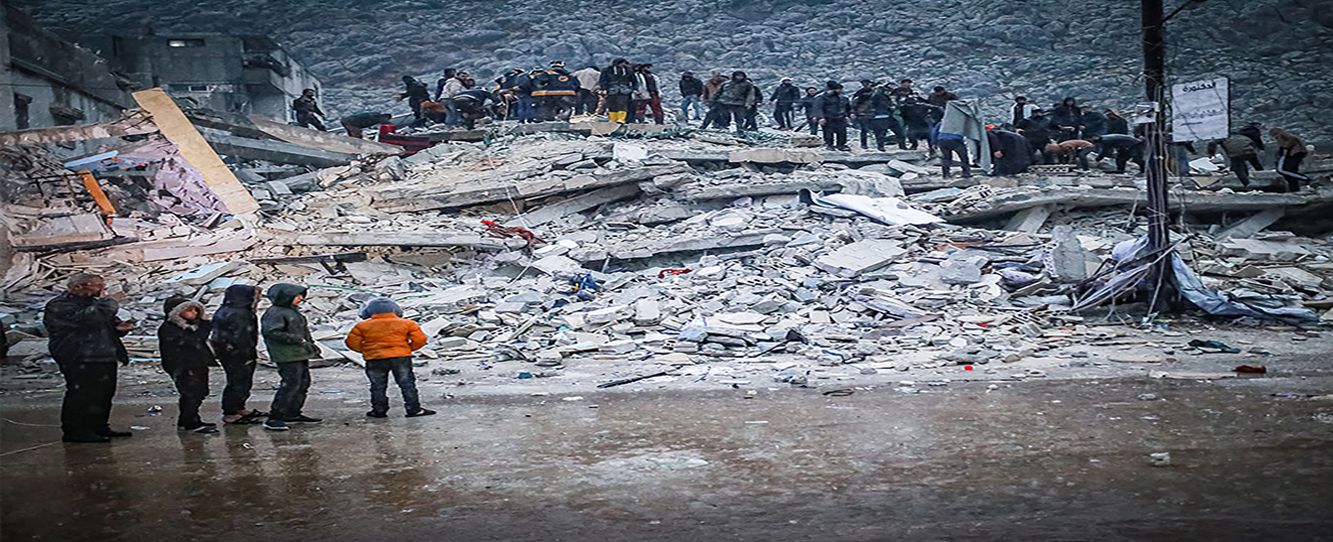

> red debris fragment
[658,268,692,279]
[480,220,545,248]
[1233,365,1267,374]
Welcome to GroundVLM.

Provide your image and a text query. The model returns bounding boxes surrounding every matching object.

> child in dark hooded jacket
[210,284,265,424]
[158,295,218,434]
[345,297,435,418]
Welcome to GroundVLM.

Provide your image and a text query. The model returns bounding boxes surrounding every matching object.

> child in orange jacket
[345,298,435,418]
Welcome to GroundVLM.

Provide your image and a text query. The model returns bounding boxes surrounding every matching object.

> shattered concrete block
[1218,238,1312,262]
[814,239,906,278]
[599,339,638,354]
[634,298,661,326]
[435,337,468,350]
[533,254,583,275]
[586,306,628,325]
[750,295,785,314]
[494,301,526,314]
[940,254,986,285]
[1049,225,1091,283]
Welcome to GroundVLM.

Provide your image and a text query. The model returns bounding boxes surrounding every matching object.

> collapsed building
[2,85,1332,391]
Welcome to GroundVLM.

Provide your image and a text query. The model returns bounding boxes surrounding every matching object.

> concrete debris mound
[3,114,1333,390]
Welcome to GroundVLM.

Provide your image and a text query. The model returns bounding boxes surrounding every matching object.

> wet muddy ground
[3,370,1332,541]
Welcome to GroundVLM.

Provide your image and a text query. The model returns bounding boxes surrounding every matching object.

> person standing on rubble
[436,70,468,126]
[898,97,936,151]
[1050,97,1081,142]
[44,273,135,443]
[926,86,958,107]
[866,83,904,151]
[813,81,852,151]
[1078,105,1108,143]
[262,284,322,432]
[503,68,538,123]
[532,61,579,122]
[572,64,601,115]
[434,68,457,101]
[890,78,914,103]
[632,63,665,125]
[679,72,705,122]
[1105,109,1129,135]
[800,87,820,135]
[930,121,971,178]
[345,298,436,419]
[713,71,759,135]
[1012,96,1036,125]
[598,58,637,124]
[770,77,801,130]
[700,73,728,128]
[399,76,431,126]
[743,76,764,131]
[850,79,879,149]
[292,89,326,131]
[158,296,218,434]
[211,284,267,425]
[1270,127,1311,193]
[1017,108,1054,164]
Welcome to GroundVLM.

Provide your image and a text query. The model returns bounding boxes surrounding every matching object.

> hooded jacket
[771,83,801,105]
[702,76,726,101]
[598,65,637,96]
[261,283,318,363]
[210,284,260,361]
[715,78,759,107]
[345,297,427,361]
[158,296,214,374]
[43,292,129,365]
[812,92,851,121]
[1270,129,1306,156]
[679,75,704,97]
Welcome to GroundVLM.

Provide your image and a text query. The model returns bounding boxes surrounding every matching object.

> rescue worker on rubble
[340,112,393,139]
[857,82,904,151]
[532,61,579,122]
[1049,97,1081,142]
[850,79,880,150]
[800,87,820,135]
[1207,128,1265,189]
[679,72,705,121]
[292,88,326,131]
[503,68,538,123]
[572,65,601,115]
[436,69,469,126]
[898,97,940,151]
[398,76,431,126]
[700,73,728,129]
[1017,109,1054,164]
[1096,133,1147,174]
[598,58,637,124]
[451,88,501,130]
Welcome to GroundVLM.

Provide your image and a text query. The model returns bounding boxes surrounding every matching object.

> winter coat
[1050,104,1080,128]
[401,79,430,103]
[345,298,427,361]
[800,94,819,116]
[1271,129,1307,156]
[437,77,467,101]
[702,76,726,101]
[679,76,704,97]
[44,292,129,365]
[1106,115,1129,135]
[899,103,936,128]
[714,79,758,107]
[573,67,601,91]
[1210,134,1260,158]
[1079,111,1108,138]
[292,96,322,116]
[771,83,801,105]
[851,87,877,117]
[812,92,851,121]
[533,69,578,97]
[926,90,958,107]
[261,283,318,363]
[210,284,260,361]
[159,296,214,375]
[598,65,637,96]
[1017,115,1053,143]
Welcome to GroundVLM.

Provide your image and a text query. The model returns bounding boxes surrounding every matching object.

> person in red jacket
[345,297,435,418]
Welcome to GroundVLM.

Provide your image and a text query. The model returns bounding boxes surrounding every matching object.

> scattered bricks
[599,339,639,354]
[814,239,906,278]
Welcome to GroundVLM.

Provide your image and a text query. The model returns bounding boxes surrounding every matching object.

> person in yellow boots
[345,298,435,418]
[598,58,636,123]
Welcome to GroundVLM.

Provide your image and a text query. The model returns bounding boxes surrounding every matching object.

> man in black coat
[44,274,134,443]
[813,81,851,151]
[986,129,1034,176]
[898,97,937,151]
[399,75,431,126]
[1017,109,1055,164]
[770,77,801,129]
[292,89,325,131]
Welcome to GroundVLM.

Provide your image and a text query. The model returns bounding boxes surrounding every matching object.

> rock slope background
[19,0,1333,140]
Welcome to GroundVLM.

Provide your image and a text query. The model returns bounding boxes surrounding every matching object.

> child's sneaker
[263,419,289,431]
[406,408,436,418]
[366,411,388,418]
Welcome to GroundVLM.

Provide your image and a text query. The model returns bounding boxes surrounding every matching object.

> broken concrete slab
[728,148,824,164]
[164,261,241,286]
[1218,239,1314,262]
[1002,205,1053,233]
[505,183,641,228]
[288,233,527,250]
[814,239,907,278]
[377,164,687,213]
[945,187,1322,223]
[1215,208,1285,240]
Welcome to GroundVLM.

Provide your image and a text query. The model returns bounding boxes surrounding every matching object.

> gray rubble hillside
[20,0,1333,139]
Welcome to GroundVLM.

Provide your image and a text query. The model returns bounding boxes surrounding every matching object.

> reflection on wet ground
[3,377,1332,541]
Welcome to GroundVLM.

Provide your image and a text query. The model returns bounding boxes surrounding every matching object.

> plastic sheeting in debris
[1170,254,1317,323]
[799,189,943,226]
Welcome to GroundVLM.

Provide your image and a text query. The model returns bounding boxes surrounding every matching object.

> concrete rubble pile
[4,121,1333,390]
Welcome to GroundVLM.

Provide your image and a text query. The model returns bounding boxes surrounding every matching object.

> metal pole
[1142,0,1172,312]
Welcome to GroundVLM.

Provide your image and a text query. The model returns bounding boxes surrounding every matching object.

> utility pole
[1141,0,1172,311]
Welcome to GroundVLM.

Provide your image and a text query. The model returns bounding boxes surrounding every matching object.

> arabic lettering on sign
[1171,77,1228,142]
